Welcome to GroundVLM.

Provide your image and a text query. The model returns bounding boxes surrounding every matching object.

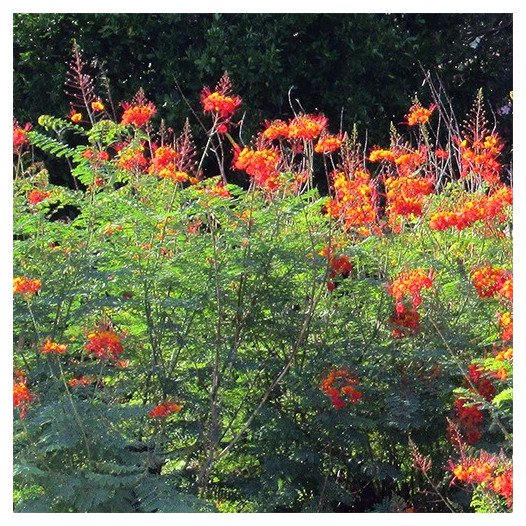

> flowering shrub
[13,45,512,513]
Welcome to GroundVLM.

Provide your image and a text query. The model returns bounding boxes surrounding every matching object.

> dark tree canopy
[13,13,512,146]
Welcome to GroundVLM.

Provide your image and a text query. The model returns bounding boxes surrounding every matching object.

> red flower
[389,306,421,338]
[499,311,513,342]
[148,400,182,419]
[471,266,511,299]
[201,90,242,120]
[85,330,124,361]
[13,121,31,152]
[148,145,188,183]
[13,277,41,296]
[457,133,503,185]
[28,189,51,206]
[116,144,148,172]
[429,185,512,232]
[321,368,362,409]
[68,376,95,388]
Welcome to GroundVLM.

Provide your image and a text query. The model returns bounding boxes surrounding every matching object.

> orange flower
[388,268,433,311]
[91,100,105,112]
[201,90,242,120]
[406,103,436,126]
[13,375,33,418]
[41,339,67,355]
[495,347,513,361]
[394,148,426,176]
[325,170,377,233]
[470,266,511,299]
[13,277,41,296]
[148,400,182,419]
[429,185,512,231]
[492,469,513,507]
[368,148,396,163]
[69,110,83,123]
[385,175,434,228]
[314,134,343,154]
[287,114,328,141]
[28,189,51,206]
[234,146,281,191]
[262,119,289,140]
[457,133,503,185]
[148,146,188,182]
[85,330,124,361]
[116,144,148,172]
[499,311,513,342]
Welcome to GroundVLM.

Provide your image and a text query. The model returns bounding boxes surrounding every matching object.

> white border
[3,2,524,524]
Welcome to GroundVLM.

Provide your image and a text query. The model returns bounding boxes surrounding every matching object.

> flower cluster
[385,175,434,229]
[41,339,67,355]
[368,148,396,163]
[81,149,110,163]
[121,101,156,127]
[325,170,377,235]
[148,400,182,419]
[85,330,124,361]
[495,347,513,362]
[148,146,188,182]
[13,121,31,153]
[13,277,41,296]
[262,113,329,143]
[69,109,83,123]
[201,90,242,120]
[314,134,343,154]
[368,146,427,177]
[429,185,512,231]
[320,246,352,291]
[450,452,512,508]
[234,146,281,190]
[467,363,496,400]
[13,372,32,418]
[91,99,105,112]
[68,376,95,388]
[453,398,484,443]
[389,306,421,338]
[201,73,242,133]
[116,144,148,172]
[470,266,512,299]
[28,189,51,206]
[405,103,436,126]
[499,311,513,342]
[388,268,434,312]
[457,133,503,185]
[321,368,362,409]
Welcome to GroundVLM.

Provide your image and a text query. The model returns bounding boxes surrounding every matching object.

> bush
[13,46,512,513]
